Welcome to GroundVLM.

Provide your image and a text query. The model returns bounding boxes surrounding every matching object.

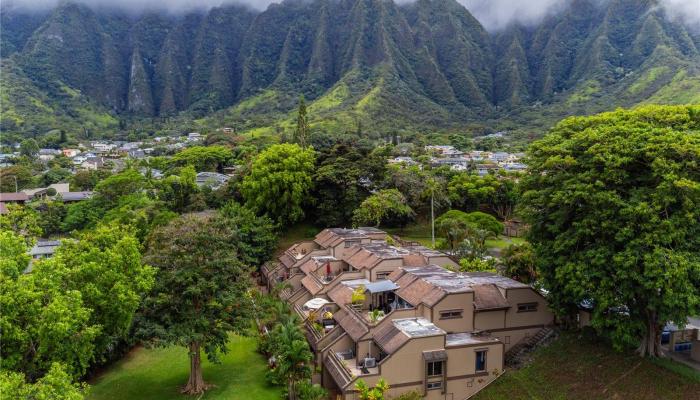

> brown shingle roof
[473,284,510,310]
[397,278,441,307]
[324,352,352,389]
[402,253,429,267]
[301,275,323,295]
[373,322,409,354]
[0,193,28,202]
[337,310,369,341]
[328,284,353,306]
[279,253,296,268]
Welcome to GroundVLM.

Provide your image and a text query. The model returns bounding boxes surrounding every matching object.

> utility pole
[431,181,435,249]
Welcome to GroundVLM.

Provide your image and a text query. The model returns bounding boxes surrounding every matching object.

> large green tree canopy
[138,212,253,395]
[521,105,700,356]
[241,143,316,225]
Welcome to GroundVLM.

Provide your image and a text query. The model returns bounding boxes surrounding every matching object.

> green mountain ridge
[1,0,699,138]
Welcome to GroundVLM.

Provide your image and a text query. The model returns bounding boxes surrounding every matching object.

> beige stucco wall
[475,310,506,331]
[446,342,503,377]
[432,292,474,333]
[371,259,404,280]
[504,288,554,328]
[428,255,459,269]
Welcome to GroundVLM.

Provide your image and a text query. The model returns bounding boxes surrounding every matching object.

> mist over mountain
[1,0,699,136]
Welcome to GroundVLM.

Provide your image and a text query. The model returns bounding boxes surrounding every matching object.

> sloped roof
[0,193,28,202]
[337,310,369,341]
[301,275,323,296]
[328,284,354,306]
[473,284,510,310]
[279,253,296,268]
[373,322,408,354]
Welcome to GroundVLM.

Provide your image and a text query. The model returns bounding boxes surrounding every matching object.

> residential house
[388,157,417,166]
[81,156,104,170]
[38,149,61,161]
[62,149,81,158]
[127,149,146,159]
[187,132,202,141]
[22,183,70,200]
[26,240,62,273]
[59,191,93,202]
[425,145,463,157]
[195,172,230,190]
[91,142,115,153]
[269,229,554,400]
[0,192,29,204]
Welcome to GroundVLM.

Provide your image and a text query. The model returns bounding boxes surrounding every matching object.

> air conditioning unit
[364,357,376,368]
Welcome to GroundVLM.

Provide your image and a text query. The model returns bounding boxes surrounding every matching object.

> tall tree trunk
[637,311,662,357]
[181,341,212,395]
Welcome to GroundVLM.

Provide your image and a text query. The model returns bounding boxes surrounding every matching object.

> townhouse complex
[262,228,554,400]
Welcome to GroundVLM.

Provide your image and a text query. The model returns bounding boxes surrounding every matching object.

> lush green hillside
[1,0,699,139]
[472,333,700,400]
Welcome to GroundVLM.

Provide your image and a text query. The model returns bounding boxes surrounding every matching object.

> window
[427,381,442,390]
[376,272,390,280]
[517,302,538,313]
[475,350,487,372]
[439,309,463,319]
[344,240,360,248]
[427,361,443,377]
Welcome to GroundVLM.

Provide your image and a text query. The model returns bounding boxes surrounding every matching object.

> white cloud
[660,0,700,28]
[4,0,700,30]
[458,0,568,30]
[2,0,276,13]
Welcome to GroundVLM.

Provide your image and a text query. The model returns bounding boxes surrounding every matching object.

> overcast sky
[4,0,700,30]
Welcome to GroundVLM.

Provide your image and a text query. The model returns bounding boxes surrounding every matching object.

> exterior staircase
[504,327,556,367]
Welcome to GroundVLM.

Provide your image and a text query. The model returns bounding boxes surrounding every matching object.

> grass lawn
[485,236,526,250]
[386,221,527,251]
[87,335,282,400]
[276,222,319,255]
[472,333,700,400]
[385,221,435,247]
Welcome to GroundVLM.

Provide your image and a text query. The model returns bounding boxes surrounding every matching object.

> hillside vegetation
[1,0,699,138]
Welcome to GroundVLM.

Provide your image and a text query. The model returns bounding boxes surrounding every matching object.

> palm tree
[271,322,313,400]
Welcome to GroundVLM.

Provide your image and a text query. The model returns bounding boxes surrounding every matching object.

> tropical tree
[352,189,414,228]
[49,225,155,361]
[520,105,700,356]
[169,145,232,172]
[268,321,314,400]
[218,202,277,269]
[312,142,384,226]
[435,217,469,252]
[0,204,42,244]
[138,213,253,395]
[93,169,145,206]
[355,378,390,400]
[19,139,39,159]
[447,173,498,211]
[502,243,537,284]
[459,257,497,273]
[0,362,87,400]
[241,144,316,225]
[1,258,100,380]
[0,230,30,278]
[294,96,309,148]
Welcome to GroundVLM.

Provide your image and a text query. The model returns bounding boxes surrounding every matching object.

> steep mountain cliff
[1,0,699,136]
